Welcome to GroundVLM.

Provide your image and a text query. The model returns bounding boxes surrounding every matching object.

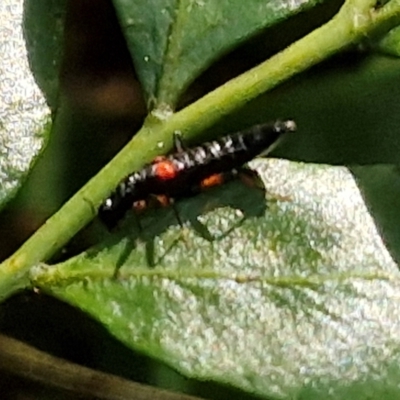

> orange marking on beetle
[200,173,225,189]
[153,159,178,180]
[133,195,172,213]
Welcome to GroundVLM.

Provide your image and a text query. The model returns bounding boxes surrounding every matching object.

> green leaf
[351,165,400,266]
[233,53,400,269]
[34,160,399,399]
[235,54,400,165]
[113,0,322,109]
[23,0,66,109]
[0,0,51,210]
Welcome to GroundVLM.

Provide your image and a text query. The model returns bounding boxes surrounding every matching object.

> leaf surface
[113,0,322,108]
[0,0,51,210]
[23,0,66,109]
[35,159,400,399]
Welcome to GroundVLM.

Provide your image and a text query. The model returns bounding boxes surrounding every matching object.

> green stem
[0,0,399,301]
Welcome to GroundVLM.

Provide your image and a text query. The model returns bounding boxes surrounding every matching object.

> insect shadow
[107,175,267,273]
